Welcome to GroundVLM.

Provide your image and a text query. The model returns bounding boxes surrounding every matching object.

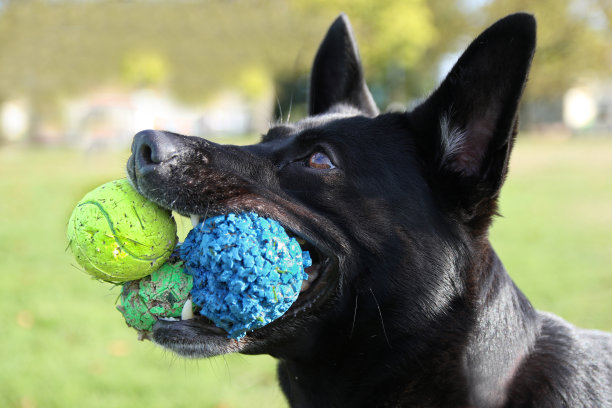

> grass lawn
[491,136,612,330]
[1,135,611,407]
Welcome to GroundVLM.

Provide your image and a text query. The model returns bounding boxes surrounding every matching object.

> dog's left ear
[309,14,379,117]
[411,13,536,226]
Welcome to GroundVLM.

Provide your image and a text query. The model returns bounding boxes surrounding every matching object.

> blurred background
[1,0,611,407]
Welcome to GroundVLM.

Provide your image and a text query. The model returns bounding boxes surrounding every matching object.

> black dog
[127,13,612,407]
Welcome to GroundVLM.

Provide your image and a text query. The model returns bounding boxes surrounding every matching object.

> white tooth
[181,298,194,320]
[190,214,201,228]
[300,280,311,293]
[159,317,180,322]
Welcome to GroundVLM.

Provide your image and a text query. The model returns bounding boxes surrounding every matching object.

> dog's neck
[276,243,539,407]
[462,244,539,407]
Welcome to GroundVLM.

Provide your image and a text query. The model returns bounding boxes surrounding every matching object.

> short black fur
[126,13,612,407]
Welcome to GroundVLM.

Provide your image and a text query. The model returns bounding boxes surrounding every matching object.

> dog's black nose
[132,129,181,173]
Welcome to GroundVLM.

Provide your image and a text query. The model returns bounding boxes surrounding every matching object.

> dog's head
[127,13,535,359]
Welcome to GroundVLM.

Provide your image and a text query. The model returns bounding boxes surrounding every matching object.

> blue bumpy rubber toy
[180,212,311,339]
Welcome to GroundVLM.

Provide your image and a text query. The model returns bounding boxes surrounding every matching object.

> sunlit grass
[1,135,611,407]
[491,137,612,331]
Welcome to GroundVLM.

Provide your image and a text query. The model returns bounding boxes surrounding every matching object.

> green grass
[1,136,611,407]
[490,137,612,330]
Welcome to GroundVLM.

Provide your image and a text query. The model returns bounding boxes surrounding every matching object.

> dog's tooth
[190,214,201,228]
[159,317,180,322]
[181,298,194,320]
[300,280,311,293]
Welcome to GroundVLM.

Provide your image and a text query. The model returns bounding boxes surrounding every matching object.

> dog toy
[66,179,178,283]
[180,212,311,339]
[117,259,193,334]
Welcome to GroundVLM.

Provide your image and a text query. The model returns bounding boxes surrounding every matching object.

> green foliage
[289,0,475,102]
[481,0,612,99]
[0,0,476,108]
[0,0,321,103]
[292,0,437,73]
[0,0,609,128]
[121,52,169,88]
[238,66,274,100]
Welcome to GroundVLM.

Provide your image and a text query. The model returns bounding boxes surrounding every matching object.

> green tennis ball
[117,261,193,333]
[67,179,178,283]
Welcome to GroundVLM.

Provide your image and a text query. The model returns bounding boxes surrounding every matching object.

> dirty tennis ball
[117,260,193,334]
[67,179,178,283]
[180,212,311,340]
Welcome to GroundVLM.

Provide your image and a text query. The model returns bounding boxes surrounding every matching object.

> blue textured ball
[180,212,311,339]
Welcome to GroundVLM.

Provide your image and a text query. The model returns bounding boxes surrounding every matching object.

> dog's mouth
[126,131,340,356]
[144,210,339,357]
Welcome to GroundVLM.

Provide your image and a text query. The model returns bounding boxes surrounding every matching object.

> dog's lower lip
[155,314,227,336]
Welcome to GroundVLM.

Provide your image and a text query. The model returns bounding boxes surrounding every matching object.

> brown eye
[308,152,336,169]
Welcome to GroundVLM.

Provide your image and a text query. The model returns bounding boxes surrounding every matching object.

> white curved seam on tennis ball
[78,200,173,262]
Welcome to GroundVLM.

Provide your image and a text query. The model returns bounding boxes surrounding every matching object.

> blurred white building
[1,86,273,148]
[0,100,29,142]
[63,88,270,150]
[563,82,612,132]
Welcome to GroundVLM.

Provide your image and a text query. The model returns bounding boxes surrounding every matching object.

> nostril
[132,129,182,173]
[138,143,156,165]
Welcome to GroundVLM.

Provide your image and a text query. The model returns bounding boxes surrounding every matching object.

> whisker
[276,97,283,123]
[203,200,210,224]
[349,294,359,339]
[287,92,294,123]
[221,354,232,385]
[369,288,391,349]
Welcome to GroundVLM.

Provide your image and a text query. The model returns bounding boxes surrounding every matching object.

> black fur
[126,13,612,407]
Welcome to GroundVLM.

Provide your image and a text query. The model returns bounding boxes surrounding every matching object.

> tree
[0,0,608,141]
[289,0,469,105]
[480,0,612,100]
[0,0,321,141]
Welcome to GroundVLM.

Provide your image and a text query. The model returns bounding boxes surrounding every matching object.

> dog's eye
[308,152,336,169]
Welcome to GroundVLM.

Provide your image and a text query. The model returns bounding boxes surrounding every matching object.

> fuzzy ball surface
[180,212,311,339]
[67,179,178,283]
[118,260,193,332]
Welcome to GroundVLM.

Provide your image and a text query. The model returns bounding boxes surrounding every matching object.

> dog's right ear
[309,14,379,117]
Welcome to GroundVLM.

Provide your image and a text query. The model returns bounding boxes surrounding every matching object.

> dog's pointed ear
[411,13,536,227]
[309,14,379,117]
